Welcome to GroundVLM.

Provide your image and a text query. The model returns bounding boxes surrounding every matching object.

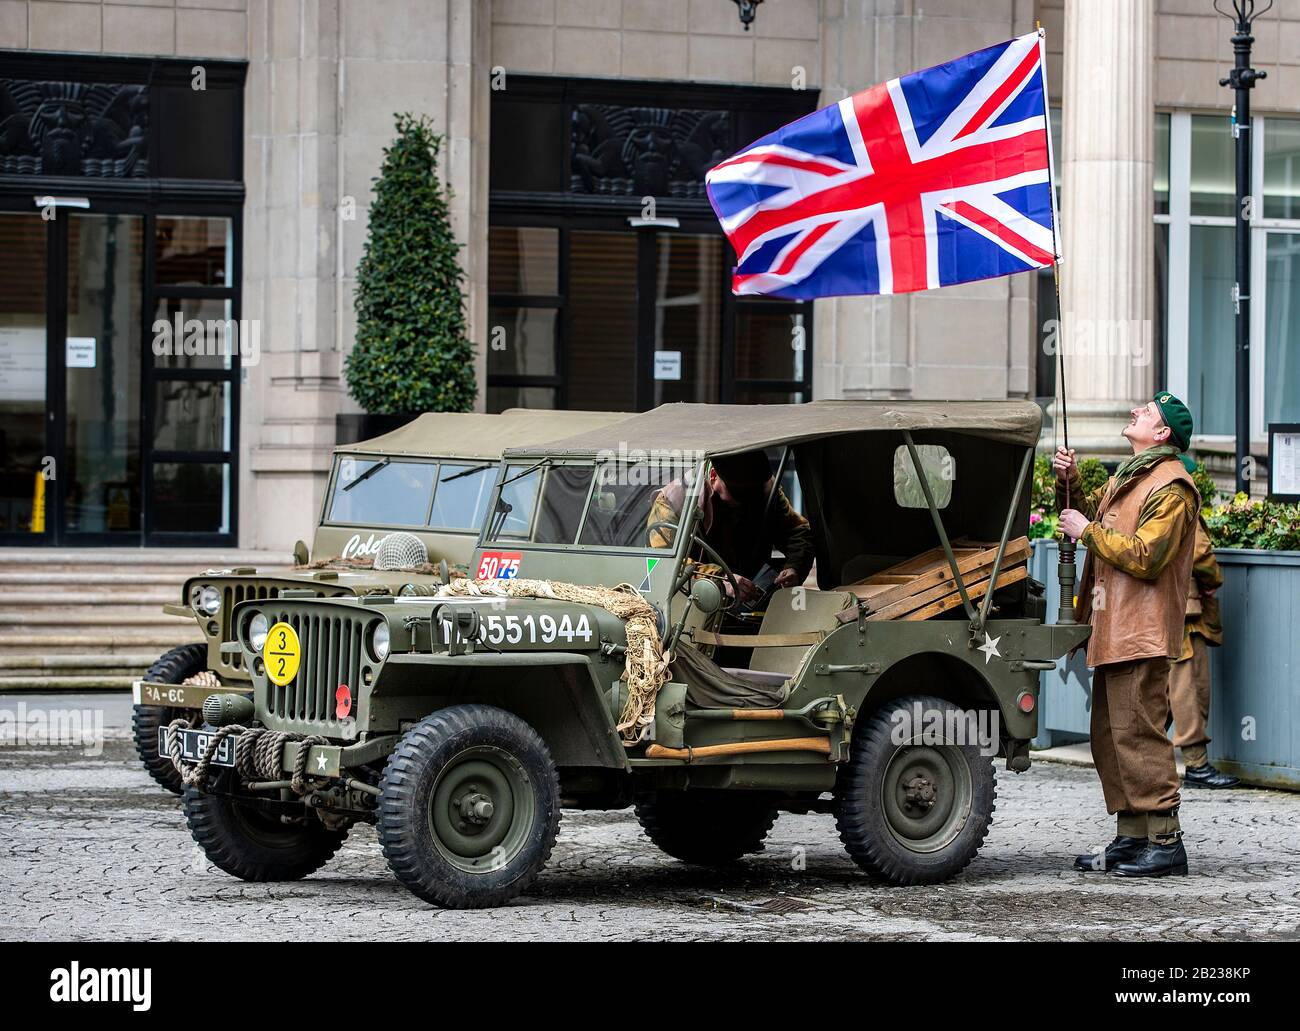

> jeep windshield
[326,455,494,532]
[486,458,702,550]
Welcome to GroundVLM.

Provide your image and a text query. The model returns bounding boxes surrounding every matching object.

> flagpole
[1037,24,1077,625]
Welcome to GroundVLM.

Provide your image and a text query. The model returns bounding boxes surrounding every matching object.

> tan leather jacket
[1072,458,1199,668]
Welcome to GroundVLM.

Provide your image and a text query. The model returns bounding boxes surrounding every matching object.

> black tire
[182,784,347,881]
[834,694,996,885]
[132,643,209,796]
[377,704,561,909]
[634,790,777,865]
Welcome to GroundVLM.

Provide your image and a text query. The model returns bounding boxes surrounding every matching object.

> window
[1186,226,1235,435]
[1190,114,1236,218]
[893,445,953,509]
[1163,112,1300,441]
[430,464,494,531]
[492,465,544,538]
[580,464,673,548]
[534,466,594,544]
[328,459,436,527]
[1265,233,1300,425]
[487,77,817,414]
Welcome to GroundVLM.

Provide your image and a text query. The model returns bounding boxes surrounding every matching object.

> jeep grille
[259,607,368,733]
[217,582,282,677]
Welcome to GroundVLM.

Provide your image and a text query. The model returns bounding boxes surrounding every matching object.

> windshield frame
[318,453,497,535]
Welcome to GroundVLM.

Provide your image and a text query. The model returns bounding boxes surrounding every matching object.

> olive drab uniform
[1168,518,1223,769]
[1058,454,1199,843]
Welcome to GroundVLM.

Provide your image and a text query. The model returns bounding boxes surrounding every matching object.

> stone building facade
[1,0,1297,550]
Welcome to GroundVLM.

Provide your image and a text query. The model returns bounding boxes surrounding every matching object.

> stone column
[241,0,493,550]
[1056,0,1156,458]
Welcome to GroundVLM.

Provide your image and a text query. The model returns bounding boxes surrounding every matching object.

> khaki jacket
[1072,458,1199,668]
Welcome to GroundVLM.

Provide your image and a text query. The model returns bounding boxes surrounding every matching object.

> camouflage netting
[434,577,670,743]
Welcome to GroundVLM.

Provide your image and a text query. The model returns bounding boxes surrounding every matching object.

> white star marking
[316,754,328,771]
[977,633,1002,665]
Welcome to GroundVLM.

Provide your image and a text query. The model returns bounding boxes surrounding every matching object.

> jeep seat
[740,587,855,678]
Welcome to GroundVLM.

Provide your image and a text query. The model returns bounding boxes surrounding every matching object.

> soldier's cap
[1152,390,1193,452]
[711,450,773,492]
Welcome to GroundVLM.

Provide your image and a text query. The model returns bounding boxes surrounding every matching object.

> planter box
[1029,539,1300,790]
[1028,539,1091,748]
[1209,549,1300,789]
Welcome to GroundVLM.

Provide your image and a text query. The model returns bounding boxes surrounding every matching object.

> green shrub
[1205,493,1300,551]
[1190,460,1218,511]
[1029,454,1109,539]
[346,113,476,414]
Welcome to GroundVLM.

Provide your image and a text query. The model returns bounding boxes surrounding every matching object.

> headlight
[370,620,391,661]
[248,612,269,652]
[193,584,221,616]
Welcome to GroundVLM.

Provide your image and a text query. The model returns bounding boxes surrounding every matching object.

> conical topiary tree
[346,113,476,413]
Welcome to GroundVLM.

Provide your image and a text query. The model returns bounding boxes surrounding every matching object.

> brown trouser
[1091,657,1182,841]
[1169,635,1211,767]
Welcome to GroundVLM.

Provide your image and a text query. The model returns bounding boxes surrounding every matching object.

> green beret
[1153,390,1193,451]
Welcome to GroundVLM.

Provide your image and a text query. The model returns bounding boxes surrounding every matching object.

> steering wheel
[646,519,741,610]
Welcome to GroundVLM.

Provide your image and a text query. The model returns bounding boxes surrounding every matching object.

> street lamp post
[1215,0,1270,495]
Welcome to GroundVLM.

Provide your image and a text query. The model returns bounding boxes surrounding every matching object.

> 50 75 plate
[158,727,235,768]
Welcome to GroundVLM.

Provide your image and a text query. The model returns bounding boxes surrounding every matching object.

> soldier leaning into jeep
[1054,392,1200,879]
[646,449,815,605]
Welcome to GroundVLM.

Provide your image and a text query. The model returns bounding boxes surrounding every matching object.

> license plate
[158,727,235,768]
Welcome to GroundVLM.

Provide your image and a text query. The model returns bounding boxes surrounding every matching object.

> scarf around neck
[1112,444,1186,492]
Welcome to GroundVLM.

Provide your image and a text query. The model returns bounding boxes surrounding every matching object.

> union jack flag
[706,31,1058,298]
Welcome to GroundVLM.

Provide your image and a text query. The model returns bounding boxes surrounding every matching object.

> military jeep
[170,400,1088,908]
[131,409,626,794]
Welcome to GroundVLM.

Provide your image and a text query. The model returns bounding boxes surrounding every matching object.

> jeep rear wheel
[834,694,996,885]
[182,786,347,881]
[634,790,777,865]
[377,704,561,909]
[132,643,209,795]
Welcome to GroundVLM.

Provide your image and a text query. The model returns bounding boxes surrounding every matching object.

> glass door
[0,210,50,539]
[61,212,145,537]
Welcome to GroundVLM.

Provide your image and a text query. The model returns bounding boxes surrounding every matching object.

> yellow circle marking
[265,622,301,686]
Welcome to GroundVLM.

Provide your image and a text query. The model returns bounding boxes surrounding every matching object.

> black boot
[1184,762,1240,789]
[1112,837,1189,878]
[1073,835,1147,872]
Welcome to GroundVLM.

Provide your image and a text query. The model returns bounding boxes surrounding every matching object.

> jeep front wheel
[132,642,209,795]
[634,790,777,865]
[377,705,561,909]
[182,786,348,881]
[834,694,996,885]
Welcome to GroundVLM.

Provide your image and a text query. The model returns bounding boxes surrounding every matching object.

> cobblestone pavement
[2,730,1299,942]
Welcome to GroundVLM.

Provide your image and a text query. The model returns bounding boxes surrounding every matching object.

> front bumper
[132,679,247,711]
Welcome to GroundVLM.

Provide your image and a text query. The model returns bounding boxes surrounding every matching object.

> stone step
[0,653,161,672]
[0,549,292,565]
[0,612,195,627]
[0,572,201,586]
[0,631,200,652]
[0,675,140,691]
[0,592,176,607]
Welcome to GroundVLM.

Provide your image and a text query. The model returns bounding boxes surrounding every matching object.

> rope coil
[166,718,330,794]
